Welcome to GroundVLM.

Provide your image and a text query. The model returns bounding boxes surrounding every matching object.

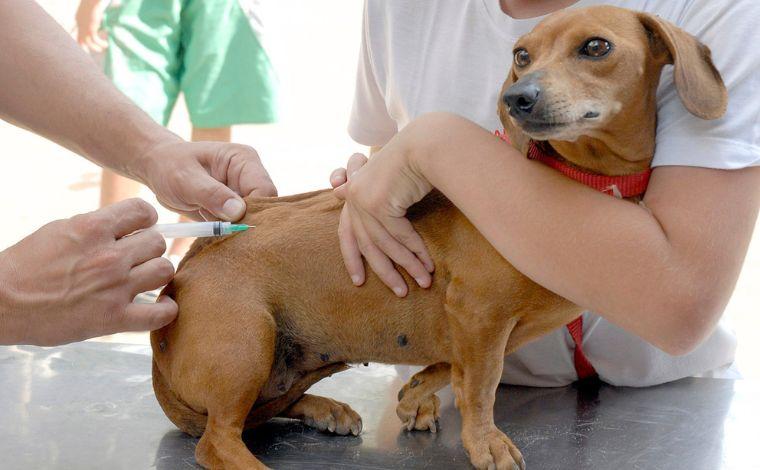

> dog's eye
[513,48,531,67]
[580,38,612,58]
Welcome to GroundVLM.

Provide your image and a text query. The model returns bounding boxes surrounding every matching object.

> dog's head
[498,6,727,173]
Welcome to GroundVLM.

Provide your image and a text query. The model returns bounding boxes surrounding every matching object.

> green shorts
[103,0,278,128]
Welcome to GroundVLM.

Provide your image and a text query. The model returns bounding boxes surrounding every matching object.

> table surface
[0,342,757,470]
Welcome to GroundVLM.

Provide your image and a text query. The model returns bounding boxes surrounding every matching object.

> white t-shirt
[348,0,760,387]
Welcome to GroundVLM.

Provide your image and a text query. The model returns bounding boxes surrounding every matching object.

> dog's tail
[152,359,349,437]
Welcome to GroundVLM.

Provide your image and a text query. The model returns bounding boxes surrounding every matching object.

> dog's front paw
[298,396,363,436]
[396,393,441,432]
[462,427,525,470]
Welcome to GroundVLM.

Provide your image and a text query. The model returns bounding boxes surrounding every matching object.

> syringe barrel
[152,222,230,238]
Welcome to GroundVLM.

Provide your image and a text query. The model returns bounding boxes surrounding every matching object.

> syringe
[151,222,252,238]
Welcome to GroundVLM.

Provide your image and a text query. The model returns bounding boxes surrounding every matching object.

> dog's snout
[503,81,542,118]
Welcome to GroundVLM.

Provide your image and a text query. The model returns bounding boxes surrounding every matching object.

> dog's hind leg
[152,359,207,437]
[396,362,451,432]
[281,394,363,436]
[446,288,525,470]
[193,310,277,470]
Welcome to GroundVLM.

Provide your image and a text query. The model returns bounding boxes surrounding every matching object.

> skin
[0,1,276,346]
[333,4,760,356]
[150,7,743,470]
[499,0,581,19]
[0,200,175,346]
[101,130,234,257]
[82,0,237,259]
[167,128,235,258]
[75,0,108,53]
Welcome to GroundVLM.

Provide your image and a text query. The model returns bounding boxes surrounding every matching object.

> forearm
[406,113,759,354]
[0,1,178,181]
[0,253,24,344]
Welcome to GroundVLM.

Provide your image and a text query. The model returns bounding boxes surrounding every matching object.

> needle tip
[229,224,254,233]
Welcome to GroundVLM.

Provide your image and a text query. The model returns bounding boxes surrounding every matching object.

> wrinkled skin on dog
[151,6,726,470]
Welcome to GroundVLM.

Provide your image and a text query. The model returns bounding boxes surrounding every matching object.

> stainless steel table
[0,343,756,469]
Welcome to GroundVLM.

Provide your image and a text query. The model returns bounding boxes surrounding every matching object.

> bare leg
[167,126,233,258]
[281,394,362,436]
[99,169,142,208]
[396,362,451,432]
[191,126,232,142]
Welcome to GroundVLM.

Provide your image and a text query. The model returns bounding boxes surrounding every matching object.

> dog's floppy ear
[497,67,530,153]
[638,13,727,120]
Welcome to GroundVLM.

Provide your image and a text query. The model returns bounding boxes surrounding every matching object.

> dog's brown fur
[151,6,726,469]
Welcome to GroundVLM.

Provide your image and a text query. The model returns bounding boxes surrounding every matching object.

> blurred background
[1,1,757,378]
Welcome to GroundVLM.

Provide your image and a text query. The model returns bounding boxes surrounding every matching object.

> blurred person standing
[75,0,279,259]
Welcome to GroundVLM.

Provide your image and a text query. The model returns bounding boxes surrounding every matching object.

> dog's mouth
[519,118,574,134]
[516,110,601,139]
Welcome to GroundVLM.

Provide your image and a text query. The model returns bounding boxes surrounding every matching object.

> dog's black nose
[503,81,542,117]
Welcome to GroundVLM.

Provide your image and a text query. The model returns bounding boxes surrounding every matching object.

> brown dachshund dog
[151,6,726,470]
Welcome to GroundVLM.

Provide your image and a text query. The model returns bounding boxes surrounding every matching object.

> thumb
[185,172,247,221]
[122,296,178,332]
[333,184,347,200]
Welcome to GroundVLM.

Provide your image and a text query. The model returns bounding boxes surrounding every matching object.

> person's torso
[365,0,740,386]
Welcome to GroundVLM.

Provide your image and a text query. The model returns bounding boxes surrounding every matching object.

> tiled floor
[2,1,758,378]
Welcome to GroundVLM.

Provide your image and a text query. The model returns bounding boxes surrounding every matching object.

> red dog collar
[494,130,651,198]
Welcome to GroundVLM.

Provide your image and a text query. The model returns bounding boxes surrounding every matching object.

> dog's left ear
[638,13,727,120]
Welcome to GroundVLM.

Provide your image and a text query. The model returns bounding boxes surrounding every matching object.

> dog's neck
[549,114,656,177]
[548,70,662,177]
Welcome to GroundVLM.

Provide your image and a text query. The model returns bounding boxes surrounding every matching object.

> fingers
[78,28,108,53]
[338,207,365,285]
[346,153,369,176]
[330,168,347,188]
[184,172,246,221]
[96,198,158,238]
[247,181,278,198]
[116,229,166,267]
[76,31,87,47]
[334,151,434,296]
[350,211,409,297]
[128,257,175,295]
[120,296,178,332]
[199,208,216,221]
[165,208,205,221]
[141,141,278,221]
[84,35,104,53]
[92,30,108,50]
[350,206,432,295]
[375,216,434,282]
[177,144,276,220]
[385,216,435,274]
[334,181,348,200]
[331,153,368,193]
[233,148,278,198]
